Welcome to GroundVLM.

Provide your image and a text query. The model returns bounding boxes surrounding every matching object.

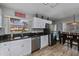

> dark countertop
[0,37,30,43]
[0,32,49,43]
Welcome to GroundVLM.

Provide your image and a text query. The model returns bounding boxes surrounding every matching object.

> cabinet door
[0,42,10,56]
[0,46,10,56]
[32,19,37,28]
[44,35,48,46]
[40,36,45,48]
[37,18,42,28]
[9,38,31,56]
[9,40,24,56]
[37,18,46,28]
[32,17,46,28]
[23,38,31,55]
[40,35,48,49]
[10,46,22,56]
[41,20,45,28]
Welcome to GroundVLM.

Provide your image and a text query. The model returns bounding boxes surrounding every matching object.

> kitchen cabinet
[21,38,31,55]
[9,40,24,56]
[32,17,52,28]
[0,38,31,56]
[0,42,11,56]
[10,38,31,56]
[40,19,45,28]
[32,17,38,28]
[40,35,48,49]
[32,17,42,28]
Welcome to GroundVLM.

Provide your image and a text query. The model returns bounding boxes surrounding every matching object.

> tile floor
[32,43,79,56]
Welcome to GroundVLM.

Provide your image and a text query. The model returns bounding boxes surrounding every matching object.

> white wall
[0,6,45,35]
[55,15,79,32]
[0,6,32,35]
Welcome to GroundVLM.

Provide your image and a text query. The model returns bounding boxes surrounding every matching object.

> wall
[1,6,16,35]
[0,6,44,35]
[55,16,73,32]
[55,15,79,32]
[0,6,33,35]
[49,24,55,32]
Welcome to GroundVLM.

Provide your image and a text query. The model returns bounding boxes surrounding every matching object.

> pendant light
[72,14,77,25]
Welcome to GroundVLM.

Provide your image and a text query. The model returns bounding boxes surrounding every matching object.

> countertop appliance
[32,36,40,52]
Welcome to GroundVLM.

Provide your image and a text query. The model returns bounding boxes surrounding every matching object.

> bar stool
[59,32,64,44]
[62,33,67,44]
[71,33,78,51]
[76,34,79,51]
[69,33,73,48]
[65,32,72,47]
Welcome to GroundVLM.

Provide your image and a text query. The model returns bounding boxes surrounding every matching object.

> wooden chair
[71,33,79,51]
[59,32,64,44]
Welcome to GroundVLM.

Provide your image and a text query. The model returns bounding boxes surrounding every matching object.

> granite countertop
[0,32,49,43]
[0,36,30,43]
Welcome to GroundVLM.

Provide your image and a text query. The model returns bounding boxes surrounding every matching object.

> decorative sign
[15,12,26,18]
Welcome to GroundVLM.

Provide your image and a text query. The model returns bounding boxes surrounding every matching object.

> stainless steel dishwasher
[32,36,40,52]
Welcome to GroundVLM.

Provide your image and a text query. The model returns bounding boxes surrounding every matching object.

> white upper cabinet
[32,17,52,28]
[0,8,2,27]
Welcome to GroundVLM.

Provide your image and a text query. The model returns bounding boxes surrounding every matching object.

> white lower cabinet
[0,42,11,56]
[9,40,24,56]
[10,45,22,56]
[40,35,48,49]
[21,38,31,56]
[0,38,31,56]
[0,47,10,56]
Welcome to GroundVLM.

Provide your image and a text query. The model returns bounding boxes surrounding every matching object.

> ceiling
[1,3,79,20]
